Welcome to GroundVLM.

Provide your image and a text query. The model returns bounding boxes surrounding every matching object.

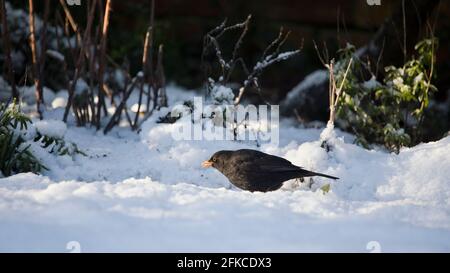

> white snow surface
[1,86,450,252]
[211,85,235,104]
[34,120,67,139]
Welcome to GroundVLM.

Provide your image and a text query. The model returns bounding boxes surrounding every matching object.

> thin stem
[28,0,43,118]
[96,0,112,129]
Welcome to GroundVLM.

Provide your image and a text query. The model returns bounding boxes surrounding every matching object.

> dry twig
[28,0,43,118]
[96,0,112,129]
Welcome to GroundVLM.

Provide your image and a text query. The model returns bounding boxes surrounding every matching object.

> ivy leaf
[320,184,331,194]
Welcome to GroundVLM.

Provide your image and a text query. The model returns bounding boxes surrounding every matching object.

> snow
[34,120,67,139]
[18,85,56,106]
[51,97,67,109]
[285,70,328,100]
[130,103,148,113]
[211,85,235,104]
[362,76,382,90]
[51,90,69,109]
[74,79,89,95]
[46,50,65,62]
[2,0,449,253]
[1,86,450,252]
[254,50,300,70]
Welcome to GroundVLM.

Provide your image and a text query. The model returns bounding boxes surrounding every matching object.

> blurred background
[3,0,450,143]
[11,0,447,102]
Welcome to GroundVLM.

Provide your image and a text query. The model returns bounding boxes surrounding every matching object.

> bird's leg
[307,177,315,189]
[293,177,304,189]
[292,179,300,189]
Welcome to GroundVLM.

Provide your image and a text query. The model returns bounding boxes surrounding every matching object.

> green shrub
[0,103,47,176]
[335,38,438,152]
[33,133,86,157]
[1,102,86,177]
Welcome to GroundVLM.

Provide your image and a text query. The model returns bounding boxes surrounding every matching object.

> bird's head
[202,150,233,172]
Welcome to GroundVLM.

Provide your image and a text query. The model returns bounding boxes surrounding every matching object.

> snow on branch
[202,15,302,105]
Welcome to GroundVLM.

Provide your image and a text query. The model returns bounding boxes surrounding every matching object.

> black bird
[202,149,338,192]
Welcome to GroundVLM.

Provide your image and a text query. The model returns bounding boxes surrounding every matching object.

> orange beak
[201,160,213,168]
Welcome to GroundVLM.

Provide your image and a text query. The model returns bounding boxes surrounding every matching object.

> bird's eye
[212,157,217,162]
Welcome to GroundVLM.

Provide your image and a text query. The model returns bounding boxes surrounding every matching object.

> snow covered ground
[1,86,450,252]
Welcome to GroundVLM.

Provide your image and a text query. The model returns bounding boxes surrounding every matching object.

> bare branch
[104,74,141,134]
[142,26,153,79]
[328,57,353,125]
[58,0,82,46]
[28,0,43,118]
[202,15,301,105]
[133,26,153,129]
[207,17,227,37]
[63,0,98,123]
[38,0,50,102]
[313,40,330,67]
[145,0,156,111]
[96,0,112,129]
[262,27,285,59]
[230,15,251,64]
[156,44,167,108]
[235,45,302,105]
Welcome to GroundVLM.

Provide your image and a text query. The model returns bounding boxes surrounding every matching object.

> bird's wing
[259,164,304,172]
[245,152,304,173]
[257,163,304,173]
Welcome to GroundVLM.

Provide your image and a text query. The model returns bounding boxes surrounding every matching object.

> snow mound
[34,119,67,139]
[211,85,235,104]
[19,85,55,106]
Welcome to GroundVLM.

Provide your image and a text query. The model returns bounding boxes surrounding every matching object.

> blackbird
[202,149,338,192]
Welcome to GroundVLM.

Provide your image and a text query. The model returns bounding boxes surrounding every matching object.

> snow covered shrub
[202,16,301,105]
[157,100,194,124]
[33,133,85,157]
[0,102,46,176]
[194,16,300,145]
[32,119,85,158]
[335,38,438,152]
[0,103,86,177]
[210,83,235,105]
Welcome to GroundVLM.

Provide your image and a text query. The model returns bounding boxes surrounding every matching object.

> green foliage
[384,38,438,117]
[320,183,331,194]
[33,133,86,157]
[1,103,86,177]
[0,103,47,176]
[335,38,438,153]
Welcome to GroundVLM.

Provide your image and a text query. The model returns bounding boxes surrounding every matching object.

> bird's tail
[302,170,339,180]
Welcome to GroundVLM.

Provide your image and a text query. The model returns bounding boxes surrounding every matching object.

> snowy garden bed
[1,86,449,252]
